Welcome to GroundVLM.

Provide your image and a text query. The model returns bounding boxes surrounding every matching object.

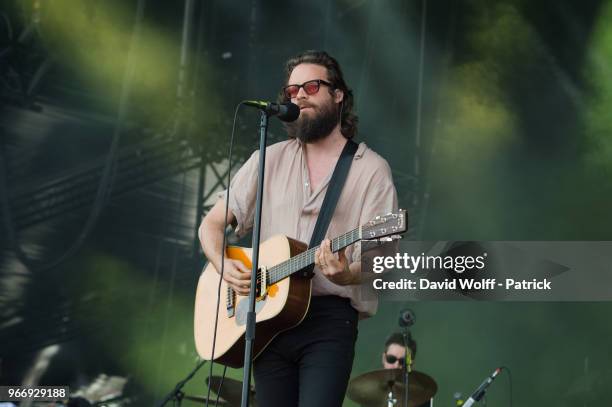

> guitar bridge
[257,266,268,299]
[226,286,235,317]
[226,266,267,317]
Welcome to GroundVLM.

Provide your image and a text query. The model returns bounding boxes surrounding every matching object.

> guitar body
[194,234,311,368]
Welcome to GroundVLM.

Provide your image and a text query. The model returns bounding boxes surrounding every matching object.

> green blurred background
[1,0,611,406]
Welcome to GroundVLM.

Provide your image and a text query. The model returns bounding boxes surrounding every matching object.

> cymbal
[347,369,437,407]
[183,394,229,405]
[206,376,257,407]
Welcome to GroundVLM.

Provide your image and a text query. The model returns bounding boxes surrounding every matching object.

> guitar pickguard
[235,297,267,326]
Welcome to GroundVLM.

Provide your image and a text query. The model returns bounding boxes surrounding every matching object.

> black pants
[253,296,359,407]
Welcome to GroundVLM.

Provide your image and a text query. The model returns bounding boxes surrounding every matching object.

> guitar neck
[267,226,362,285]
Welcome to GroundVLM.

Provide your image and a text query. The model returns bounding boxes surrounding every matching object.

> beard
[285,99,339,143]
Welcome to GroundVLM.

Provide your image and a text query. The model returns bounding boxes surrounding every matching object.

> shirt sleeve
[216,150,260,238]
[351,158,399,264]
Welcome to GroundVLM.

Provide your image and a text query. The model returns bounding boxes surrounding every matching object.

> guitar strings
[225,227,363,301]
[225,215,399,302]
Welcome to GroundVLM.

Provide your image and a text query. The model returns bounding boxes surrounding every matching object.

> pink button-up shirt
[219,139,398,317]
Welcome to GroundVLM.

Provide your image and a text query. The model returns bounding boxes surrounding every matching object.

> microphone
[244,101,300,122]
[462,367,502,407]
[398,309,415,328]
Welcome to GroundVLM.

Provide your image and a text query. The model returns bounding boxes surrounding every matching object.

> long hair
[279,50,358,139]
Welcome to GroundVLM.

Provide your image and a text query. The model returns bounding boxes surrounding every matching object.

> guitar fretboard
[266,226,362,285]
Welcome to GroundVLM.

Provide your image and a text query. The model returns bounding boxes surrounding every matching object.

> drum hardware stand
[399,309,415,407]
[387,381,398,407]
[402,330,413,407]
[157,359,207,406]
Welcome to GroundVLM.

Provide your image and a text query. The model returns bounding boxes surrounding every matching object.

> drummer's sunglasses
[385,354,405,366]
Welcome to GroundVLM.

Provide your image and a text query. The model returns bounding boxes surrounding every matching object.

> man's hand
[200,199,252,295]
[217,258,251,296]
[315,239,354,285]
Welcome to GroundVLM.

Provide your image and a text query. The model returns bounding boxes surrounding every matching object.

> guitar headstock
[362,209,407,240]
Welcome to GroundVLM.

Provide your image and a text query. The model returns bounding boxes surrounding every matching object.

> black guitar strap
[300,139,359,278]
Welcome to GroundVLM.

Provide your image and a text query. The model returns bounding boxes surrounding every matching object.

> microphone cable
[213,365,228,407]
[204,101,245,407]
[501,366,513,407]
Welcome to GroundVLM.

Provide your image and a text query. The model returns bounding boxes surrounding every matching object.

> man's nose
[296,86,308,99]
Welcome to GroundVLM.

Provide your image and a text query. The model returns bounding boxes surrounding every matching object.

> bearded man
[199,50,398,407]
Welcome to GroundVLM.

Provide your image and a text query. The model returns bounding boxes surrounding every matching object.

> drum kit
[183,369,437,407]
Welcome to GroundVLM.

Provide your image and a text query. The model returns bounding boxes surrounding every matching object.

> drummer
[382,332,431,407]
[382,332,416,370]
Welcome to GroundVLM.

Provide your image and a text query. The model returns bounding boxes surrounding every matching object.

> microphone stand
[402,330,412,407]
[240,110,269,407]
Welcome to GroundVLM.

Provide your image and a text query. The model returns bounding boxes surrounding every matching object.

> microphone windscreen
[278,103,300,122]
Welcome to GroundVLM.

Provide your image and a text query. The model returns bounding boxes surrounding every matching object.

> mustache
[298,102,316,109]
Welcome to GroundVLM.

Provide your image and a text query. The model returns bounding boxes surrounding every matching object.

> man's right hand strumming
[218,258,251,296]
[199,198,252,295]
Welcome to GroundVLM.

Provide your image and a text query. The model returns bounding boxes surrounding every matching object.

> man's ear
[334,88,344,104]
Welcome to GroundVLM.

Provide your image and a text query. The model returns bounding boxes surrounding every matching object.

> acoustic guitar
[194,210,406,367]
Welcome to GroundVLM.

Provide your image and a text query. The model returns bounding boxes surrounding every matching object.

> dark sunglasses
[283,79,333,99]
[385,354,405,366]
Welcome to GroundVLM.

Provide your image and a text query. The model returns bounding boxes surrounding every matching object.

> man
[382,332,431,407]
[199,50,397,407]
[382,332,416,370]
